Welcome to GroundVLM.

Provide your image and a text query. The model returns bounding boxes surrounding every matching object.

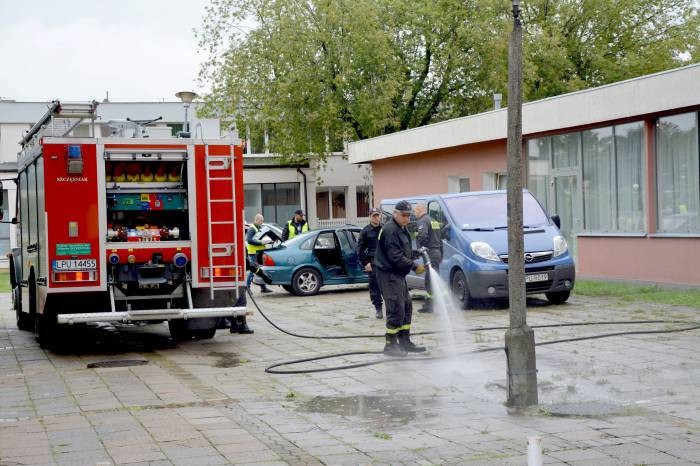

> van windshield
[444,192,550,230]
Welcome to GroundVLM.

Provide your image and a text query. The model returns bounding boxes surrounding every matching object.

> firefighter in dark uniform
[373,200,426,356]
[357,207,383,319]
[415,203,442,313]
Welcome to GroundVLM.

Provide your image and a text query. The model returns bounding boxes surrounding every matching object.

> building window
[527,137,551,211]
[656,112,700,233]
[582,127,615,231]
[244,183,300,225]
[0,189,9,256]
[615,122,645,232]
[356,186,371,217]
[316,187,347,220]
[448,176,470,193]
[484,172,507,190]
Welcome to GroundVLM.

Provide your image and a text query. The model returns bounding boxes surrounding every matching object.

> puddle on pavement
[298,394,438,427]
[208,351,243,368]
[545,401,627,417]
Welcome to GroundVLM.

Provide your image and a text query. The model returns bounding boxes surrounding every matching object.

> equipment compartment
[104,160,190,241]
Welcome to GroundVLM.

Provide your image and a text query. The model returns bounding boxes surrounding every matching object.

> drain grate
[87,360,149,369]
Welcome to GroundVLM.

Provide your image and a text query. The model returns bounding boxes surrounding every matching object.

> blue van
[379,190,575,308]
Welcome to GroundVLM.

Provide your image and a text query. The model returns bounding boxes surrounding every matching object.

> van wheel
[451,270,473,310]
[545,290,570,305]
[292,268,322,296]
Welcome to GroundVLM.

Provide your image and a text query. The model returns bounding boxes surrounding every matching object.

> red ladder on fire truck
[204,143,242,299]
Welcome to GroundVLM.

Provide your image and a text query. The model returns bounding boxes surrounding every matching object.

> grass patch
[373,432,391,440]
[0,272,10,294]
[574,280,700,309]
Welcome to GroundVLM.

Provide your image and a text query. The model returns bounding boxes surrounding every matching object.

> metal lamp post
[175,91,199,136]
[505,0,538,408]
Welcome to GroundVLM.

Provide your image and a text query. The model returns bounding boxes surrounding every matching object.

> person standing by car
[358,207,383,319]
[282,209,309,241]
[246,214,273,294]
[374,200,426,356]
[415,203,442,313]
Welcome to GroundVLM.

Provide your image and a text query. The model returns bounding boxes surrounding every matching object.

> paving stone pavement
[0,285,699,465]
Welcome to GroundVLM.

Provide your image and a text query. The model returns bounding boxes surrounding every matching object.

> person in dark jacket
[246,214,273,294]
[373,200,426,356]
[357,207,383,318]
[415,203,443,313]
[282,209,309,241]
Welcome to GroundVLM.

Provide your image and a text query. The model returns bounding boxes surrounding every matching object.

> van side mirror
[441,224,451,240]
[551,214,561,229]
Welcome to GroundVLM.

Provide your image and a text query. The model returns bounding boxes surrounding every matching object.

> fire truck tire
[168,320,193,341]
[192,328,217,340]
[15,288,33,331]
[36,310,58,350]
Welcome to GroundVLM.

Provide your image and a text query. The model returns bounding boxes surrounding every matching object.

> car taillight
[263,254,275,266]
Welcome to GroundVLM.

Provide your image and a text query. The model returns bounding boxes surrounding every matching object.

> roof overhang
[348,63,700,164]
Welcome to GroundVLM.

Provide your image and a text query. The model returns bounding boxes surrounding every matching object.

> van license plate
[53,259,97,271]
[525,273,549,283]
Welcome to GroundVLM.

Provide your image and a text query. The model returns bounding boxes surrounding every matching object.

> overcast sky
[0,0,211,102]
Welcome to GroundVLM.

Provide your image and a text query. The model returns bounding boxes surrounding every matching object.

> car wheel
[545,290,570,305]
[282,285,294,294]
[292,268,322,296]
[451,270,473,310]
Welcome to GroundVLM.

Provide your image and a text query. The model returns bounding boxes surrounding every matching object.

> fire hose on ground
[247,249,700,375]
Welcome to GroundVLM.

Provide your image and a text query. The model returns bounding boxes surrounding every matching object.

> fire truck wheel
[168,320,193,341]
[291,268,322,296]
[192,328,217,340]
[36,311,58,350]
[14,288,33,331]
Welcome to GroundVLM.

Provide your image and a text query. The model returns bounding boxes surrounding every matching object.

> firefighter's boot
[375,307,383,319]
[398,330,426,353]
[383,333,406,357]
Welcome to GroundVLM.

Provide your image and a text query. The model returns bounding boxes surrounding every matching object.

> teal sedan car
[259,226,368,295]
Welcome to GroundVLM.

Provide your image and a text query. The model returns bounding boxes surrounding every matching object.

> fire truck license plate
[52,259,97,271]
[525,273,549,283]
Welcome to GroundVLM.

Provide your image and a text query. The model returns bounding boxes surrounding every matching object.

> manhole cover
[87,360,149,369]
[545,401,625,417]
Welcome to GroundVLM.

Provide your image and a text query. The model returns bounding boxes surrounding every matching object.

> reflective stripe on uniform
[386,327,400,334]
[400,324,411,331]
[431,220,440,229]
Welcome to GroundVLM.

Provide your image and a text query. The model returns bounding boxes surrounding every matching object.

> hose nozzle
[418,246,431,266]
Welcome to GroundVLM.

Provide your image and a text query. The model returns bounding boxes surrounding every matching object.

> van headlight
[470,241,500,262]
[553,235,568,257]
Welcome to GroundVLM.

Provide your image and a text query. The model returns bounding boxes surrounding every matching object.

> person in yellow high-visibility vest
[246,214,273,294]
[282,209,309,241]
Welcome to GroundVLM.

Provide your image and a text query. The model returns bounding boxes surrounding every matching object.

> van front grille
[499,250,553,264]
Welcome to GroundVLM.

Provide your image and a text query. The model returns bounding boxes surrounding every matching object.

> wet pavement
[1,285,699,465]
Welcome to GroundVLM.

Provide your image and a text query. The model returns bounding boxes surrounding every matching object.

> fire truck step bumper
[56,307,248,325]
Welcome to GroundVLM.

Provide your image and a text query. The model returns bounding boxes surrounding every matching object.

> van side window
[428,201,445,228]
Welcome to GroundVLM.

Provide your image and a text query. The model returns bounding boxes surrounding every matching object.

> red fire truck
[8,101,247,348]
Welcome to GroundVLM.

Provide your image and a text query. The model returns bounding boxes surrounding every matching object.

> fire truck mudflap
[12,101,248,347]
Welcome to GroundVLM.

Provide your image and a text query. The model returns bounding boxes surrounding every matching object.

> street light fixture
[175,91,199,136]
